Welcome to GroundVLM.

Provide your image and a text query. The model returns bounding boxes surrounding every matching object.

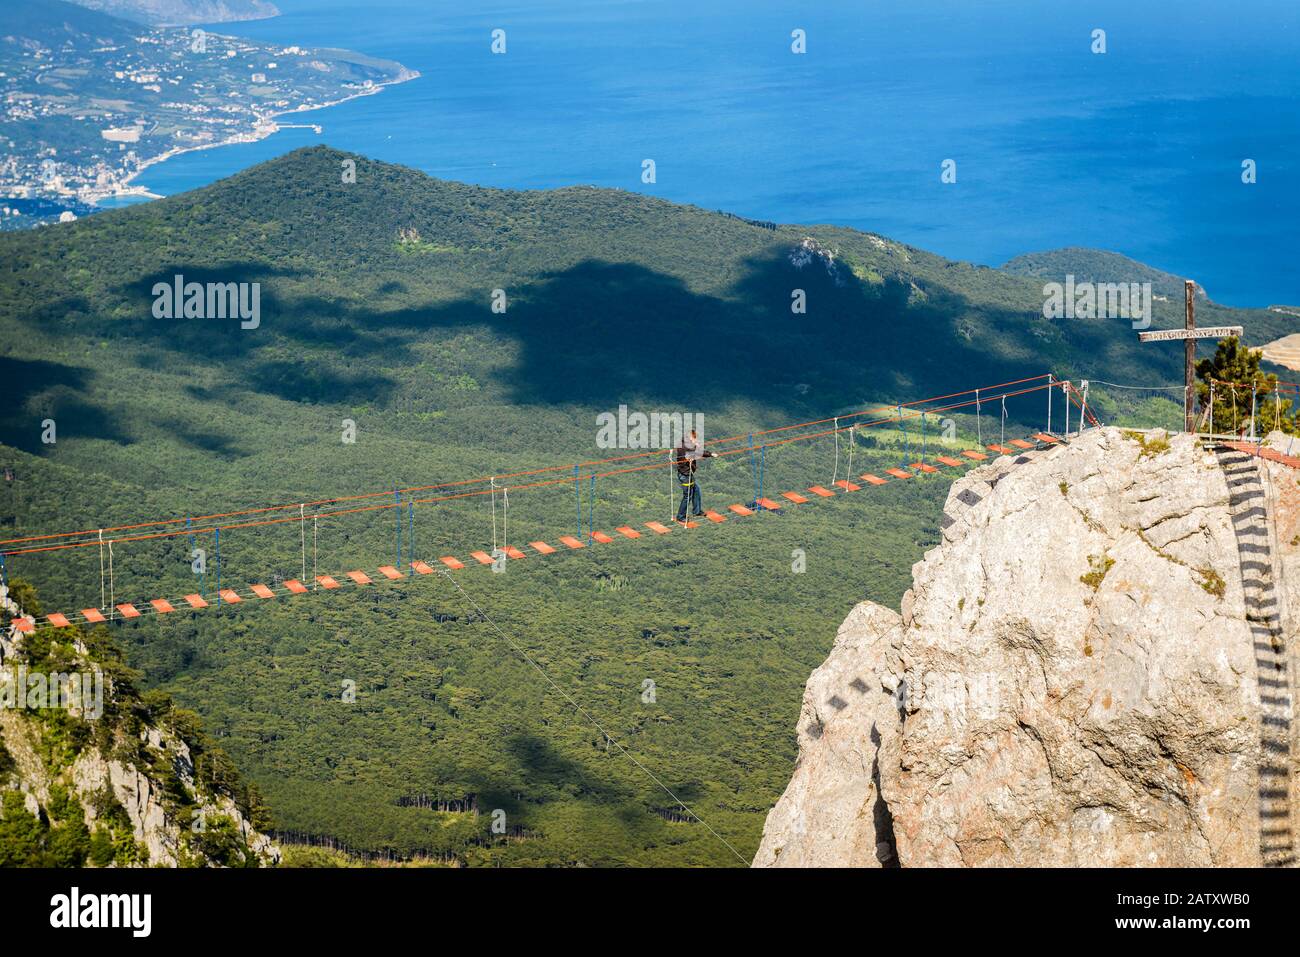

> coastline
[90,69,421,206]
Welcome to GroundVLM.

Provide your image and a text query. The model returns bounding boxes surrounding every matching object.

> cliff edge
[1,582,279,867]
[755,427,1299,867]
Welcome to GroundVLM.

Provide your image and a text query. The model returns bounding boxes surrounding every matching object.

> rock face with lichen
[755,427,1299,867]
[1,582,279,867]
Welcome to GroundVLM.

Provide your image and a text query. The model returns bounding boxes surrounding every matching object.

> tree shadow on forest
[12,236,1179,457]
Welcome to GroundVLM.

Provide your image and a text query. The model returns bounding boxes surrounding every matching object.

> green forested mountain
[0,147,1286,865]
[1001,247,1202,301]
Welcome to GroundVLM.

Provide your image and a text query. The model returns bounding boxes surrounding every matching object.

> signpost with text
[1137,279,1242,431]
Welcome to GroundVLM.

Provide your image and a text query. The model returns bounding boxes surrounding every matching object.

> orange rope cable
[1,378,1056,556]
[0,374,1052,550]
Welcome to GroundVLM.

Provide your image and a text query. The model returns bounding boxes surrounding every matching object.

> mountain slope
[0,148,1291,865]
[67,0,280,26]
[1001,247,1203,301]
[1,581,278,866]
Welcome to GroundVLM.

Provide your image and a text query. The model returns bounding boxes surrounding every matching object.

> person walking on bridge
[675,430,716,523]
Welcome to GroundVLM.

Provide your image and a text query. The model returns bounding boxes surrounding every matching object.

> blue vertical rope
[394,488,402,568]
[574,465,582,539]
[407,501,414,566]
[897,403,908,468]
[748,433,757,504]
[587,475,596,543]
[0,552,7,589]
[920,412,926,466]
[214,526,221,605]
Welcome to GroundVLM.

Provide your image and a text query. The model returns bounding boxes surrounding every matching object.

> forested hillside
[0,147,1285,864]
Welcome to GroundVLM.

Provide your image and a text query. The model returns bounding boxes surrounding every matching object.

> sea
[118,0,1299,309]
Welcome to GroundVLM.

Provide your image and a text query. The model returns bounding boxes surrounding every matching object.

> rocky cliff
[0,581,279,867]
[755,427,1298,867]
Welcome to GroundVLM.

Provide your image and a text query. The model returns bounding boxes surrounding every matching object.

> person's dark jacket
[674,442,715,479]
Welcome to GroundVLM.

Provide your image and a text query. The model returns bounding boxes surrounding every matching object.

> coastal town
[1,1,417,229]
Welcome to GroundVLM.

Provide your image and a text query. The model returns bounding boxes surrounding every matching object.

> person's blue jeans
[677,475,702,521]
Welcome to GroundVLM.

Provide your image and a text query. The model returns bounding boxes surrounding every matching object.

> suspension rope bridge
[2,373,1101,633]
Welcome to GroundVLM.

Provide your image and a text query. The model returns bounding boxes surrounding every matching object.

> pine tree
[1195,337,1299,436]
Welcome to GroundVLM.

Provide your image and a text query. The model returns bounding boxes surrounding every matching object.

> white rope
[299,504,306,583]
[975,389,982,445]
[1087,379,1183,391]
[490,477,498,552]
[503,486,509,550]
[312,515,318,589]
[1000,395,1006,447]
[668,449,674,523]
[108,539,115,618]
[847,425,855,481]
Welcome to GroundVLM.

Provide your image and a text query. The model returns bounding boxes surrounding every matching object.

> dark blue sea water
[135,0,1299,308]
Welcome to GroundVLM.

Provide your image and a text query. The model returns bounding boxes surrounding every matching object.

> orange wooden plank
[431,558,459,571]
[935,456,964,467]
[14,616,34,633]
[183,594,208,608]
[250,584,275,599]
[81,608,107,623]
[218,589,242,604]
[704,510,726,523]
[503,546,526,560]
[1009,439,1034,449]
[961,450,988,461]
[645,521,670,534]
[559,535,586,549]
[1032,433,1060,444]
[529,541,557,555]
[833,479,861,492]
[781,491,809,504]
[47,613,72,628]
[616,526,642,538]
[755,497,782,509]
[591,531,614,543]
[860,474,888,485]
[377,565,404,579]
[315,576,340,589]
[675,519,699,528]
[470,551,494,565]
[885,468,913,479]
[284,580,308,594]
[728,503,755,515]
[346,570,372,585]
[116,603,142,618]
[986,444,1015,455]
[910,462,939,473]
[150,598,176,613]
[807,485,836,498]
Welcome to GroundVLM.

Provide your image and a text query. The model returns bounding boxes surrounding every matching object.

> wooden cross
[1137,279,1242,431]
